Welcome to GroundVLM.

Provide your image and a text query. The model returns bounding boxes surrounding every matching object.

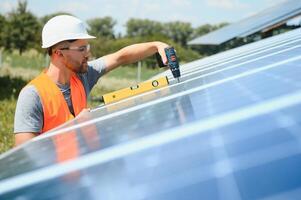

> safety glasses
[60,44,90,53]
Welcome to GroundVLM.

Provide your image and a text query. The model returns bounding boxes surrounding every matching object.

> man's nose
[85,51,91,59]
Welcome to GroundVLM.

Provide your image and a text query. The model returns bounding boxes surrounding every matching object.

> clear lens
[60,44,90,53]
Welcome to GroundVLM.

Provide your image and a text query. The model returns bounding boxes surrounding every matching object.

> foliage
[126,18,164,38]
[87,17,116,39]
[5,0,41,54]
[0,74,28,153]
[0,14,7,47]
[163,21,194,47]
[2,49,46,70]
[126,18,195,47]
[0,98,16,153]
[0,75,27,100]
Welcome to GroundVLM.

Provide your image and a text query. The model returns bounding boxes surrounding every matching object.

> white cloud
[206,0,249,10]
[0,1,16,13]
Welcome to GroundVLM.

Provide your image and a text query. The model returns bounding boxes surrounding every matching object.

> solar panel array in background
[1,28,301,199]
[188,0,301,45]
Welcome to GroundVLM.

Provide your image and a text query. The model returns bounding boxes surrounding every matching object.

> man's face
[59,39,91,73]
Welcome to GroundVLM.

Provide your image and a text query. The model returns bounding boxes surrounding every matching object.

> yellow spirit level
[102,76,169,104]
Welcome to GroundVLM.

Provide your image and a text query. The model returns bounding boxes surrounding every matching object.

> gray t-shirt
[14,58,106,134]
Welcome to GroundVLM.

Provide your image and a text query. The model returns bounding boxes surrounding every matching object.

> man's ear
[54,49,63,57]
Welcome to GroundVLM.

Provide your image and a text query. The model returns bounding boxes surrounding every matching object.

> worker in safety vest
[14,15,169,146]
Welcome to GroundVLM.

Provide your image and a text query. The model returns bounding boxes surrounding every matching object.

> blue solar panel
[1,28,301,199]
[188,0,301,45]
[159,28,301,84]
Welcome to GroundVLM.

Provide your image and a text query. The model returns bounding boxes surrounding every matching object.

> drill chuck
[170,67,181,79]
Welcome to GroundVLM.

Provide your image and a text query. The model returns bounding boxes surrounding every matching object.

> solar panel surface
[188,0,301,45]
[1,28,301,199]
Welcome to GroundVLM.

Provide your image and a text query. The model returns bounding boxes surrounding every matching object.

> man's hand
[15,132,39,146]
[155,42,169,65]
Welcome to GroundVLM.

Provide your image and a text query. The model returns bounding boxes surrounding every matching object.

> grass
[0,71,28,153]
[2,49,47,70]
[0,98,17,152]
[0,50,165,154]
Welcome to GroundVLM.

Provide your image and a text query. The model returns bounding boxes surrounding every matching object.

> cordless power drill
[156,47,181,83]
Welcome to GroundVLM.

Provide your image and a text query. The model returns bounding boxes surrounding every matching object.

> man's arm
[14,86,44,146]
[15,133,39,146]
[103,41,169,72]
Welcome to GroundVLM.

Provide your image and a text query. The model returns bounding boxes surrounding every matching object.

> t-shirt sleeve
[79,57,107,96]
[14,85,43,134]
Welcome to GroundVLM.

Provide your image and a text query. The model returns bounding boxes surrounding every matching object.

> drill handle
[155,52,167,68]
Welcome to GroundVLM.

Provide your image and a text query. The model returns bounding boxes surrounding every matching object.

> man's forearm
[103,41,169,72]
[117,42,165,64]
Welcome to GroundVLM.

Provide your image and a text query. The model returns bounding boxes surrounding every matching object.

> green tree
[126,19,194,46]
[0,14,7,48]
[87,17,116,39]
[163,21,193,46]
[216,22,229,29]
[6,0,40,54]
[126,18,164,37]
[192,22,229,39]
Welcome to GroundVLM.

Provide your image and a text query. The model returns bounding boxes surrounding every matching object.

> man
[14,15,169,146]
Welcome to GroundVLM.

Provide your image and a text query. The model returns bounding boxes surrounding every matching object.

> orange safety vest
[28,72,87,133]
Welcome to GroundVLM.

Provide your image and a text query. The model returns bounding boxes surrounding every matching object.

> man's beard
[72,60,88,74]
[77,61,88,73]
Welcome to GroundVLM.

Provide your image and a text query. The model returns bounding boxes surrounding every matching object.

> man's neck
[46,62,74,85]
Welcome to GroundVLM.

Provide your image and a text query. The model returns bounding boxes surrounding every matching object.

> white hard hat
[42,15,96,48]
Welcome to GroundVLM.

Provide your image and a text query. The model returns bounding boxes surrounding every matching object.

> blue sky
[0,0,285,34]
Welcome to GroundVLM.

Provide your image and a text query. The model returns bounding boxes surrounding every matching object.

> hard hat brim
[42,34,96,48]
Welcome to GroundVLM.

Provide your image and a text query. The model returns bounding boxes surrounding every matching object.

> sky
[0,0,286,34]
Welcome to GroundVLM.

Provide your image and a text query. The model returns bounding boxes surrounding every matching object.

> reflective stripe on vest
[29,72,87,133]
